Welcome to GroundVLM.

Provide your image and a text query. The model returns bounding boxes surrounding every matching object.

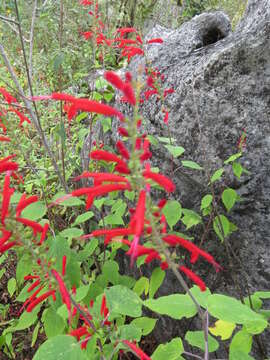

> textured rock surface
[119,0,270,357]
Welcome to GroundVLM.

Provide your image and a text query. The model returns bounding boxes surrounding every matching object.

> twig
[29,0,38,81]
[0,44,68,192]
[183,352,203,360]
[203,310,209,360]
[0,14,18,25]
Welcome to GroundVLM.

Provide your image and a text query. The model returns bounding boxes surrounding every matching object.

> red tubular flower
[8,107,31,127]
[62,255,67,276]
[179,266,206,292]
[70,326,89,341]
[0,229,12,247]
[82,227,133,245]
[51,269,71,313]
[0,136,11,142]
[163,111,169,125]
[0,241,17,254]
[39,223,49,245]
[143,170,175,193]
[16,194,38,217]
[26,290,56,312]
[104,71,125,91]
[122,340,151,360]
[147,38,163,44]
[27,279,41,293]
[122,82,136,106]
[0,87,17,104]
[144,251,162,264]
[163,88,174,97]
[118,127,129,137]
[72,183,130,198]
[116,140,130,160]
[74,172,129,185]
[1,172,14,226]
[16,217,43,236]
[0,161,18,173]
[90,149,127,167]
[100,295,108,316]
[116,27,137,36]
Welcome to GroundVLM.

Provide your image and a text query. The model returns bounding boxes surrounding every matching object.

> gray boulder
[121,0,270,357]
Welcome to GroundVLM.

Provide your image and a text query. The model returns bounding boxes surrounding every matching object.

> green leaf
[229,330,252,356]
[103,213,124,226]
[21,201,47,220]
[152,338,184,360]
[102,260,119,285]
[209,320,236,340]
[224,152,242,164]
[73,211,94,225]
[233,162,243,179]
[59,227,83,239]
[43,308,65,338]
[33,335,87,360]
[222,188,238,212]
[144,294,197,320]
[52,192,84,207]
[207,294,268,332]
[162,200,182,229]
[149,268,165,299]
[181,160,203,170]
[133,277,149,297]
[210,168,224,183]
[31,322,40,347]
[75,285,90,302]
[200,194,213,210]
[158,136,175,144]
[185,331,219,352]
[190,286,211,308]
[181,209,202,229]
[77,238,98,261]
[229,351,254,360]
[7,278,16,297]
[105,285,142,318]
[16,254,33,285]
[13,309,38,331]
[213,215,230,241]
[165,145,185,158]
[253,291,270,299]
[118,324,141,341]
[147,135,159,146]
[131,317,157,336]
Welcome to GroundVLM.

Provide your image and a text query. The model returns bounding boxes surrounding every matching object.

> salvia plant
[0,1,269,360]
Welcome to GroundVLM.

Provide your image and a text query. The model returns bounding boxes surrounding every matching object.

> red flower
[8,107,31,127]
[0,229,12,247]
[104,71,136,106]
[0,161,18,173]
[16,194,38,217]
[163,111,169,125]
[26,290,56,312]
[116,140,130,160]
[1,172,14,225]
[51,269,71,313]
[0,136,11,142]
[74,172,129,185]
[179,266,206,292]
[122,340,151,360]
[16,217,44,236]
[62,255,67,276]
[0,87,17,104]
[118,127,129,137]
[143,170,175,193]
[147,38,163,44]
[39,223,49,245]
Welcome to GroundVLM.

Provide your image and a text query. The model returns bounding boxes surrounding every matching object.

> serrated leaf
[185,331,219,352]
[181,160,203,170]
[201,194,213,210]
[224,152,242,164]
[133,277,149,297]
[152,338,184,360]
[149,268,165,299]
[222,188,237,212]
[33,335,87,360]
[131,317,157,336]
[43,308,65,338]
[229,330,252,355]
[21,201,47,220]
[181,209,202,229]
[165,145,185,158]
[209,320,236,340]
[7,278,16,297]
[144,294,197,319]
[105,285,142,318]
[233,162,243,179]
[59,227,83,239]
[73,211,94,225]
[210,168,224,183]
[213,214,230,241]
[162,200,182,229]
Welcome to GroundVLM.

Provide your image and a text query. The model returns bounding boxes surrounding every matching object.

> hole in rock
[202,27,225,46]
